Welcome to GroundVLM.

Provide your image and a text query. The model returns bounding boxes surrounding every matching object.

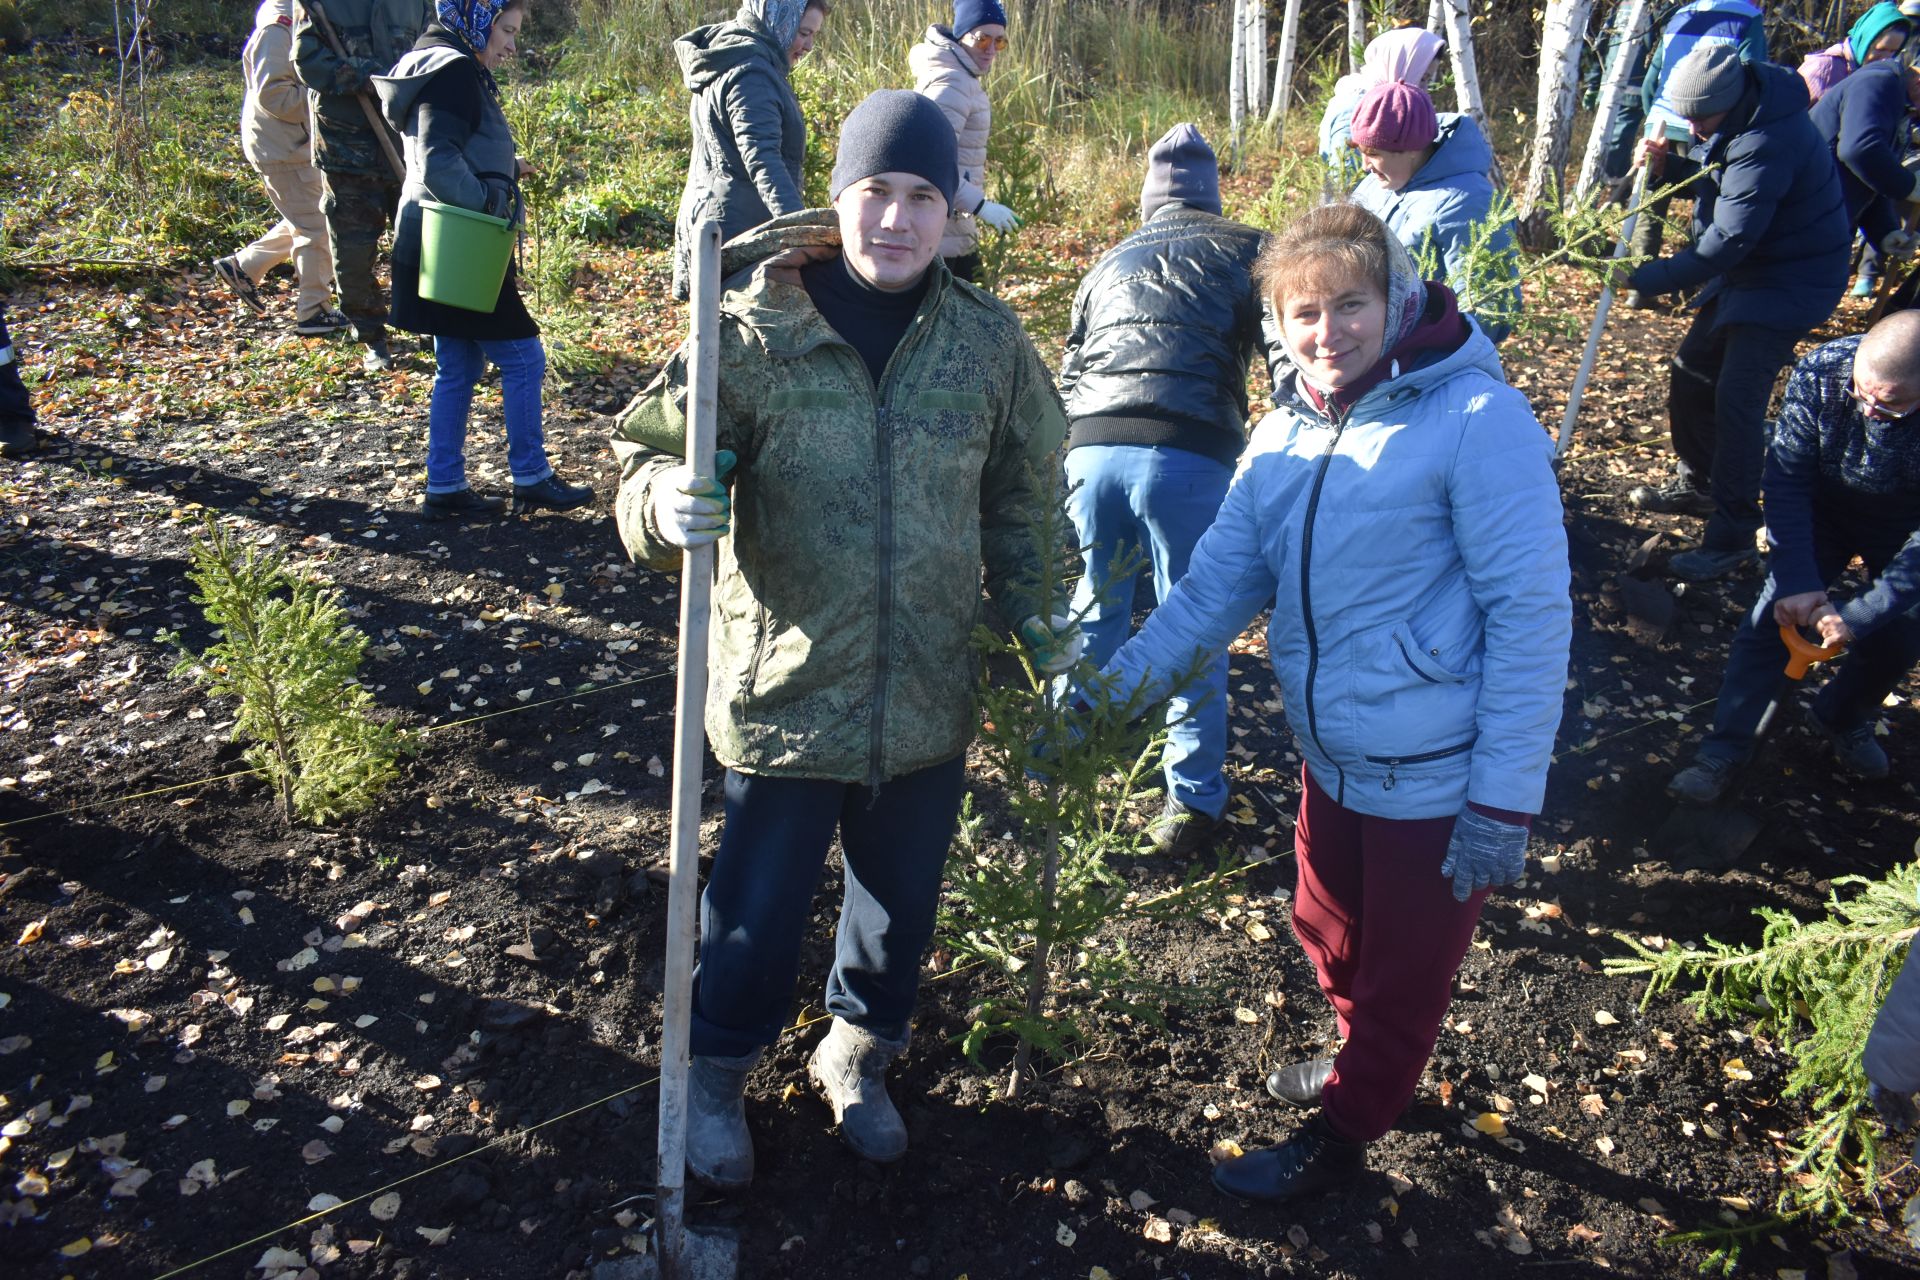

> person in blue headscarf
[671,0,827,300]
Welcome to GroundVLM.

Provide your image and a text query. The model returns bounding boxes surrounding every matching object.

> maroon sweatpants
[1290,765,1488,1143]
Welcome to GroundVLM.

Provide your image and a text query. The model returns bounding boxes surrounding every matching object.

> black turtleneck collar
[800,255,932,388]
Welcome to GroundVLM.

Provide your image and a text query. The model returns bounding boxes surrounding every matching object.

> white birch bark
[1265,0,1303,132]
[1348,0,1365,72]
[1441,0,1505,190]
[1230,0,1248,166]
[1248,1,1267,112]
[1519,0,1596,234]
[1427,0,1445,33]
[1574,0,1651,199]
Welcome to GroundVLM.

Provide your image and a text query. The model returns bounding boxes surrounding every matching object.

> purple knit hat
[1350,80,1439,152]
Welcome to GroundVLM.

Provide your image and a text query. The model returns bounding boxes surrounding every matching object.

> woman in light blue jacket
[1090,203,1570,1204]
[1348,80,1520,341]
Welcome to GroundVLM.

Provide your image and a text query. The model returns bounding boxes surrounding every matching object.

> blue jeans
[689,755,966,1058]
[1698,545,1920,764]
[426,335,553,494]
[1065,443,1234,818]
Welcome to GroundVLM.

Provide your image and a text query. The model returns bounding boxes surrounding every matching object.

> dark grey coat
[374,29,534,339]
[672,8,806,299]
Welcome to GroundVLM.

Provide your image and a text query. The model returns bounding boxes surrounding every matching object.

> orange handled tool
[1779,623,1846,680]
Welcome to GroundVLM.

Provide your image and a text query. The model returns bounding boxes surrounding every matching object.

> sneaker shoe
[1628,477,1715,517]
[213,256,265,313]
[1147,798,1225,858]
[361,338,394,373]
[294,307,351,337]
[1668,545,1757,581]
[1265,1057,1335,1109]
[511,474,593,515]
[1667,755,1740,805]
[1211,1114,1367,1203]
[1852,273,1879,300]
[1807,706,1890,780]
[0,417,43,458]
[421,488,508,521]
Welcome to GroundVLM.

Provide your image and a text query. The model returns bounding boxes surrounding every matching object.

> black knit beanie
[828,90,960,210]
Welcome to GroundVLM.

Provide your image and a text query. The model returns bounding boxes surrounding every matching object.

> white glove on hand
[648,449,736,550]
[977,200,1021,232]
[1019,613,1085,675]
[1884,228,1919,258]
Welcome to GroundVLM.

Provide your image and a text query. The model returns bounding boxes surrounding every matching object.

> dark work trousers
[0,305,33,426]
[1289,766,1489,1144]
[689,755,967,1059]
[321,169,402,344]
[1698,540,1920,764]
[1667,295,1808,551]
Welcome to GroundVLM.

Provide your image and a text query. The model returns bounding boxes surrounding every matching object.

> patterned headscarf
[746,0,807,52]
[438,0,504,53]
[1285,216,1430,399]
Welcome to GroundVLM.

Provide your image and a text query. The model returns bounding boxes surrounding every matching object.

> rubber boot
[807,1017,909,1162]
[685,1048,761,1190]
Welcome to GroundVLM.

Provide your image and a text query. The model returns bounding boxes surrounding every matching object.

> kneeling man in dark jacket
[1624,44,1851,582]
[1057,123,1265,856]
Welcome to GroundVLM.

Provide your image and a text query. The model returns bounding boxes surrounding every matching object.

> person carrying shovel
[1667,310,1920,805]
[611,89,1072,1189]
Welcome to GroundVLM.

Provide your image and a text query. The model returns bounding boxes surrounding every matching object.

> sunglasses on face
[963,32,1009,51]
[1852,378,1920,422]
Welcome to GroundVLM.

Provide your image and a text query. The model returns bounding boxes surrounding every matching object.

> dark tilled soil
[2,267,1919,1280]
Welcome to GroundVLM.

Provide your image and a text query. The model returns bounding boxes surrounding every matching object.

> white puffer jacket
[909,25,990,258]
[240,0,313,172]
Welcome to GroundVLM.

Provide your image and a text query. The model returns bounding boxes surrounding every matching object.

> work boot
[685,1049,761,1191]
[1668,545,1757,581]
[1667,755,1739,805]
[1147,798,1225,858]
[512,474,594,515]
[213,255,265,313]
[1212,1113,1367,1203]
[807,1017,909,1163]
[0,417,42,458]
[1265,1057,1334,1109]
[1628,477,1714,517]
[421,488,508,521]
[1808,707,1890,780]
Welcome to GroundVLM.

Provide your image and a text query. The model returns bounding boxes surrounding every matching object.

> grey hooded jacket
[374,31,520,255]
[672,4,807,299]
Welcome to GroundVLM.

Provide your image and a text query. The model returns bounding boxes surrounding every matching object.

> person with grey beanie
[611,86,1073,1191]
[1056,123,1265,856]
[1623,44,1851,583]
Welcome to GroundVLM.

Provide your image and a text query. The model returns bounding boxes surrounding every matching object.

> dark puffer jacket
[671,7,806,300]
[1058,205,1266,466]
[1629,61,1851,334]
[1810,57,1918,253]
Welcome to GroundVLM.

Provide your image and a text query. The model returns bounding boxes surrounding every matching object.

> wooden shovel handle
[1779,623,1845,680]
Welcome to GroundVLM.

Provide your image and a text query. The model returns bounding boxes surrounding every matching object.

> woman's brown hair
[1254,202,1392,313]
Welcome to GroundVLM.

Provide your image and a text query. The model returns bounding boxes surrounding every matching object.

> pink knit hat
[1349,80,1439,152]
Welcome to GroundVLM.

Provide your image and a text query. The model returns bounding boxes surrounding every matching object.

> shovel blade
[1654,803,1764,871]
[593,1228,739,1280]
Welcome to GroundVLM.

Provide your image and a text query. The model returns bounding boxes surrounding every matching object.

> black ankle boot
[421,488,508,521]
[1264,1057,1334,1109]
[1212,1114,1366,1203]
[512,474,593,514]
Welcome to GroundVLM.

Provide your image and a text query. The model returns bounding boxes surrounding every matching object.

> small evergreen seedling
[941,469,1228,1097]
[168,517,412,825]
[1606,861,1920,1225]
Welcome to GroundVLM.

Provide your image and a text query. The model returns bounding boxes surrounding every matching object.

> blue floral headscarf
[746,0,806,53]
[438,0,505,53]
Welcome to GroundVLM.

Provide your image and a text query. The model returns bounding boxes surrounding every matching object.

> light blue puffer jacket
[1098,319,1572,820]
[1351,114,1520,342]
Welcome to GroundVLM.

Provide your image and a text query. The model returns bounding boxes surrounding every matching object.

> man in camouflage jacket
[612,91,1069,1190]
[293,0,430,368]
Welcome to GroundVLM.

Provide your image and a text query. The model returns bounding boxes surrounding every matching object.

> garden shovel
[632,220,737,1280]
[1656,623,1847,871]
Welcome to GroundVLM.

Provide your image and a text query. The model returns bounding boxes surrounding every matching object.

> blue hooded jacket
[1809,56,1918,252]
[1628,61,1850,333]
[1351,114,1521,342]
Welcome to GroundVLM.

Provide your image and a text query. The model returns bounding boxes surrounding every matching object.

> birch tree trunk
[1441,0,1496,158]
[1348,0,1365,72]
[1574,0,1651,199]
[1427,0,1445,32]
[1518,0,1596,247]
[1265,0,1303,132]
[1230,0,1248,168]
[1248,1,1268,114]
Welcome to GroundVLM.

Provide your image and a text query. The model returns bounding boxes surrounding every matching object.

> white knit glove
[648,450,736,550]
[977,200,1021,232]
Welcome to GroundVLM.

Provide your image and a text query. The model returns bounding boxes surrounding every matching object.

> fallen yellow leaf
[1473,1112,1508,1137]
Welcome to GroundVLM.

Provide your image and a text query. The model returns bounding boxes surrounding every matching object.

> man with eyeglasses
[1668,310,1920,805]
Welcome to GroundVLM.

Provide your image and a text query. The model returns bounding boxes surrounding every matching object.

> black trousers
[0,305,33,427]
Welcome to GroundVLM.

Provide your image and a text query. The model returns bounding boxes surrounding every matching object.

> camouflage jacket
[612,212,1069,785]
[292,0,429,175]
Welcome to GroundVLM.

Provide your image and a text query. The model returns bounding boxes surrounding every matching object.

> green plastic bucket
[418,199,514,313]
